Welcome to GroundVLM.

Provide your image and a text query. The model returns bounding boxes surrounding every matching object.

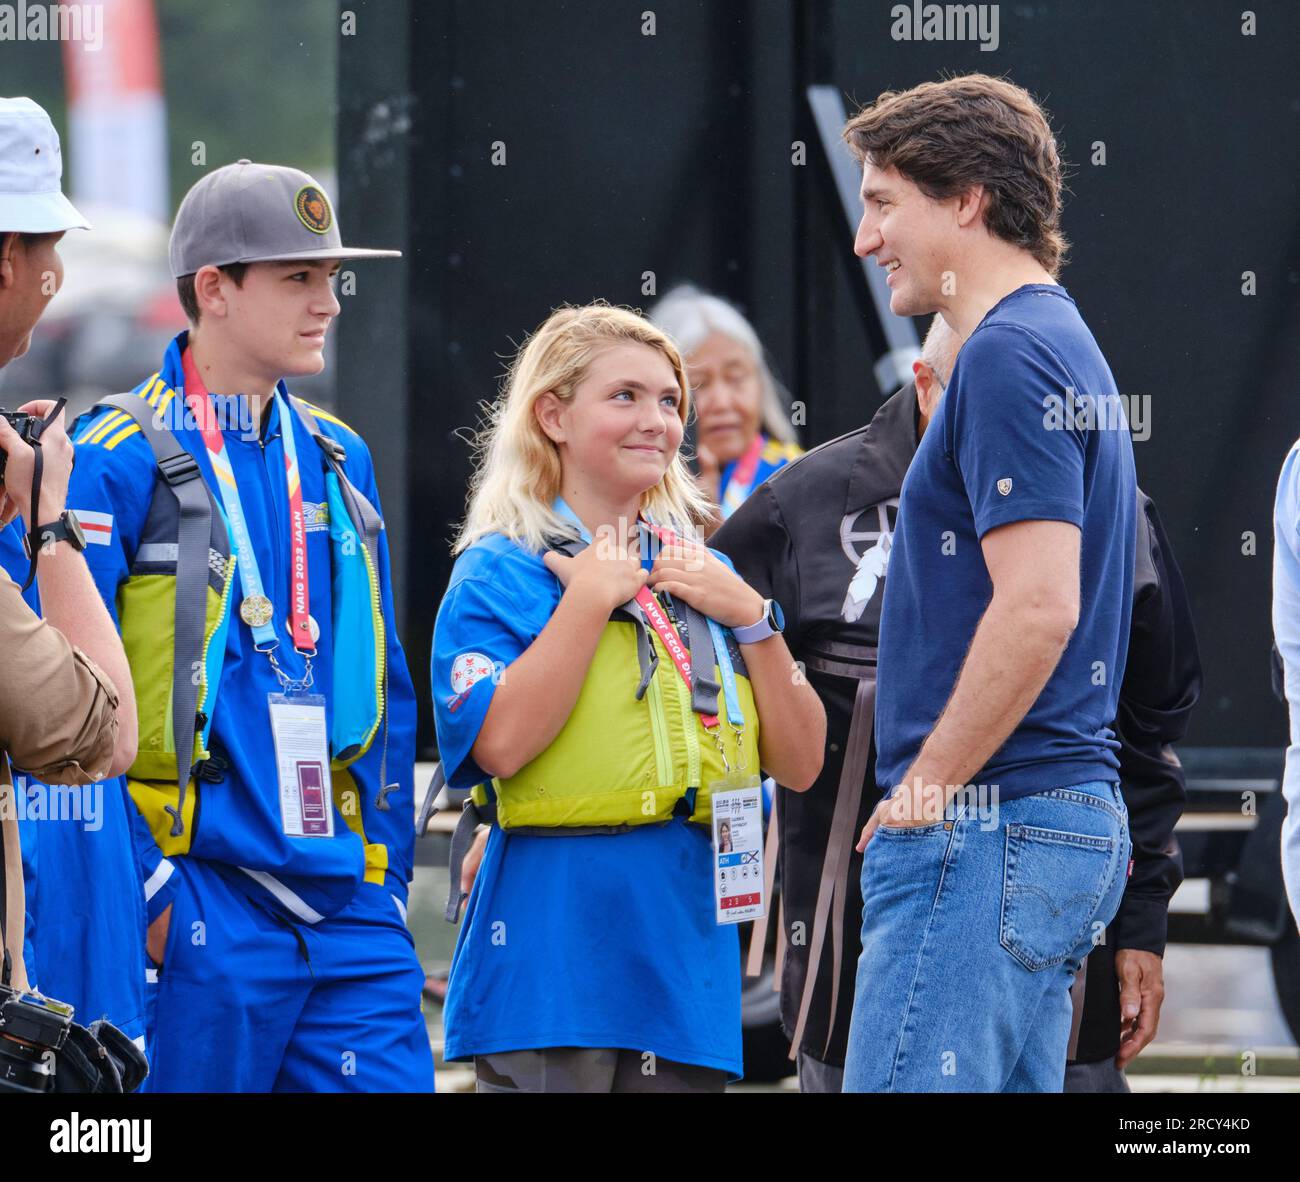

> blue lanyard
[200,408,279,651]
[707,617,746,730]
[553,497,745,728]
[188,380,309,662]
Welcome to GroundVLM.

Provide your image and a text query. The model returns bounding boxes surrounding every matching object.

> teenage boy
[68,160,434,1092]
[837,75,1137,1092]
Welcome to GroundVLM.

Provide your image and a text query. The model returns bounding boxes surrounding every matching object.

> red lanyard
[635,522,719,729]
[722,433,765,514]
[181,349,313,656]
[731,433,764,490]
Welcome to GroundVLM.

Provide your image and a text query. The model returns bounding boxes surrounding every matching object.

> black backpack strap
[97,393,211,836]
[678,600,722,719]
[545,532,660,697]
[1,778,13,986]
[417,758,501,924]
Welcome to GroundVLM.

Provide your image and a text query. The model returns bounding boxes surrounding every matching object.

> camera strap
[0,774,24,989]
[0,784,8,986]
[18,397,68,593]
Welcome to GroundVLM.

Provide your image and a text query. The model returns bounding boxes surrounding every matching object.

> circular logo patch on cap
[294,185,332,235]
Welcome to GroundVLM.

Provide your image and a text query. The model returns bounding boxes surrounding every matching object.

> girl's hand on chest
[647,539,764,629]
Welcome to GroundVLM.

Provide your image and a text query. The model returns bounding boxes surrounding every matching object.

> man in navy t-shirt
[838,74,1137,1092]
[874,288,1136,801]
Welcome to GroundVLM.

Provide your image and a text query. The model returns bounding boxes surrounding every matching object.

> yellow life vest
[472,597,761,831]
[89,388,388,855]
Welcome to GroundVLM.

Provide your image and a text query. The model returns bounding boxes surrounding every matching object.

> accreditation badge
[268,692,334,838]
[711,772,766,925]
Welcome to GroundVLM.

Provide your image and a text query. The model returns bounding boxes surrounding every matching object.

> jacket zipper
[354,535,386,755]
[196,552,238,722]
[655,603,700,790]
[644,645,673,786]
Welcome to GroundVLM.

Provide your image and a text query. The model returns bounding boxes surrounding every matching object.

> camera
[0,982,74,1093]
[0,409,38,485]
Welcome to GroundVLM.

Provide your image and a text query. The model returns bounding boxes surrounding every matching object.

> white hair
[920,314,962,387]
[647,284,797,443]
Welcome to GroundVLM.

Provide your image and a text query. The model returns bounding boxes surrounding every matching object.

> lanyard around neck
[549,499,744,731]
[181,350,315,668]
[636,522,747,733]
[721,433,765,517]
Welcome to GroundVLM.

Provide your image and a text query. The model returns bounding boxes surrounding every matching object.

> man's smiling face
[853,159,962,318]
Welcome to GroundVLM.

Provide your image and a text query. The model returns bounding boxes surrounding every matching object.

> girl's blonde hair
[454,302,713,555]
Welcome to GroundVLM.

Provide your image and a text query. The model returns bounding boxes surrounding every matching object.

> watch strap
[733,598,778,644]
[25,510,84,557]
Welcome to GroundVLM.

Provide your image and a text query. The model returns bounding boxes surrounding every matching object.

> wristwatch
[24,509,87,557]
[732,598,785,645]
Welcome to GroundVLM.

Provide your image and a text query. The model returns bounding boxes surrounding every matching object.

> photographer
[0,97,138,998]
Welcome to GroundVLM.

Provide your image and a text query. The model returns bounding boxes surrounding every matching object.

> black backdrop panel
[819,0,1300,751]
[340,0,1300,755]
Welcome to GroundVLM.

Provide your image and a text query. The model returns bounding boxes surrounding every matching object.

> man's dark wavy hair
[843,74,1069,276]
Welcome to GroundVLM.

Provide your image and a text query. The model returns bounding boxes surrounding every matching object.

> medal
[289,613,321,646]
[184,348,314,663]
[240,594,274,628]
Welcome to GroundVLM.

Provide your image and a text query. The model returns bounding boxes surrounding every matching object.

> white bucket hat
[0,96,90,234]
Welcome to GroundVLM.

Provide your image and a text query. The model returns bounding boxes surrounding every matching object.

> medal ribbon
[181,349,313,658]
[721,433,764,518]
[549,500,741,732]
[634,582,718,729]
[638,522,742,732]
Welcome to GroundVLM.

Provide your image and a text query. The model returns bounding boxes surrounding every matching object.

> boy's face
[0,231,65,367]
[214,259,342,378]
[854,160,959,318]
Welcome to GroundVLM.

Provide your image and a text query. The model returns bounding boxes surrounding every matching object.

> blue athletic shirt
[875,285,1137,801]
[431,503,744,1076]
[67,331,419,927]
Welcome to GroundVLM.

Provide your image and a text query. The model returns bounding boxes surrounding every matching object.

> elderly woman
[649,286,802,527]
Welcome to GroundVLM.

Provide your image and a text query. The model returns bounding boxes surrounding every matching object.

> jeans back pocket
[999,824,1116,972]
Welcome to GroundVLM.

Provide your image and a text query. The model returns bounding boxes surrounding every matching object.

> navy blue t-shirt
[875,285,1137,801]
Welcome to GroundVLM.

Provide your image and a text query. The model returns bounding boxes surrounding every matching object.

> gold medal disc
[239,594,275,628]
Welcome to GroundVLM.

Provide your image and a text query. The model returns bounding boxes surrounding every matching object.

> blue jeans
[842,780,1130,1092]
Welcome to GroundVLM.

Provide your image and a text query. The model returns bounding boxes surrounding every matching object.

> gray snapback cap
[169,159,400,278]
